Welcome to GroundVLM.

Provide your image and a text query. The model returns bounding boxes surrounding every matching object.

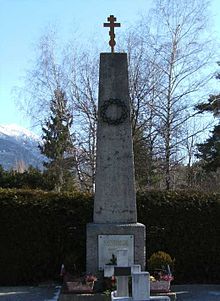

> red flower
[160,274,174,281]
[85,274,97,282]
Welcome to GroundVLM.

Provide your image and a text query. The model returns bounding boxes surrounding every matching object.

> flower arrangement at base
[150,271,174,293]
[150,277,172,293]
[65,273,97,293]
[60,264,98,293]
[85,274,97,284]
[148,251,175,293]
[66,281,94,293]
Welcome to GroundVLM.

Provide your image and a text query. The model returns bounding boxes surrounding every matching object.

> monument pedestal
[86,223,146,274]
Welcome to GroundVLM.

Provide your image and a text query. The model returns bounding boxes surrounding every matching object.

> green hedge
[137,191,220,283]
[0,189,93,285]
[0,189,219,284]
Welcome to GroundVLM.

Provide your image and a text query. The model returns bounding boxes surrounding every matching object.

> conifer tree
[196,64,220,171]
[39,89,75,192]
[196,125,220,171]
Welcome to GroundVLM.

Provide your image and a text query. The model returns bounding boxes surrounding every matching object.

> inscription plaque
[98,235,134,270]
[114,266,131,276]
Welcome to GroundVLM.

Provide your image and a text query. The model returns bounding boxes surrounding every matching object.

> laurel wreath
[100,99,128,125]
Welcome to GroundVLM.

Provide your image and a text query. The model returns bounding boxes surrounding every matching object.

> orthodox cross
[104,15,121,53]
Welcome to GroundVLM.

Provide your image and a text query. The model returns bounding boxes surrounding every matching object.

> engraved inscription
[98,235,134,270]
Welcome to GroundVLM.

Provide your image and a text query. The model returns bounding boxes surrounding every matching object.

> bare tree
[118,0,214,190]
[16,30,73,124]
[16,30,99,192]
[175,118,212,188]
[16,0,215,191]
[119,29,164,189]
[14,160,27,173]
[136,0,214,189]
[68,51,99,192]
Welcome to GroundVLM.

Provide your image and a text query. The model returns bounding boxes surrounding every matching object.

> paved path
[0,286,60,301]
[172,284,220,301]
[0,285,220,300]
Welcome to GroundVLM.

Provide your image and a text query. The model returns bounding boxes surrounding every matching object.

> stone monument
[59,15,174,301]
[86,15,146,275]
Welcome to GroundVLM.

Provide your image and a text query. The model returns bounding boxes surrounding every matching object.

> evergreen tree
[196,124,220,171]
[196,64,220,171]
[39,89,75,192]
[133,127,161,190]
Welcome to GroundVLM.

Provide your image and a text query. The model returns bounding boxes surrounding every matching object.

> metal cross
[104,15,121,53]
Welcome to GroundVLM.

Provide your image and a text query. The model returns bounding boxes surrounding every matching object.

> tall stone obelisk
[94,52,137,224]
[86,16,145,274]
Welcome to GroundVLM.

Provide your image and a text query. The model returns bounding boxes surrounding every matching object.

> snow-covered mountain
[0,124,45,170]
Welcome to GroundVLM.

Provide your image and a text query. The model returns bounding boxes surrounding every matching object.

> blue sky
[0,0,220,133]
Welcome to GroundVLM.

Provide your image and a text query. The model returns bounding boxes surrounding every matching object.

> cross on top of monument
[104,15,121,53]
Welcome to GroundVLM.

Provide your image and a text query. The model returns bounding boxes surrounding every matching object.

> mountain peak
[0,124,44,170]
[0,124,39,141]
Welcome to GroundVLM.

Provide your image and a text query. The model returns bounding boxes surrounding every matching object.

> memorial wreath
[100,98,128,125]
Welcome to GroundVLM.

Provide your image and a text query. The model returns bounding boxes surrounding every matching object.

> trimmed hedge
[0,188,219,284]
[0,189,93,285]
[137,191,220,283]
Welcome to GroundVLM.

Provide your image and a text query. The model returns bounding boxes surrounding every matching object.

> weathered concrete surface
[86,223,145,274]
[0,285,60,301]
[1,285,218,301]
[132,272,150,300]
[94,53,136,224]
[172,284,220,301]
[86,53,145,275]
[59,285,220,301]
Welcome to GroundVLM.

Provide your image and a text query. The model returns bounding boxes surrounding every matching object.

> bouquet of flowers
[84,274,97,283]
[150,271,174,293]
[160,274,174,282]
[148,251,175,293]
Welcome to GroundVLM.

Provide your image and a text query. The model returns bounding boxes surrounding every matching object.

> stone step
[111,291,170,301]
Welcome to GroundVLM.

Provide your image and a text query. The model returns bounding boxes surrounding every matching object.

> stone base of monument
[86,223,146,274]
